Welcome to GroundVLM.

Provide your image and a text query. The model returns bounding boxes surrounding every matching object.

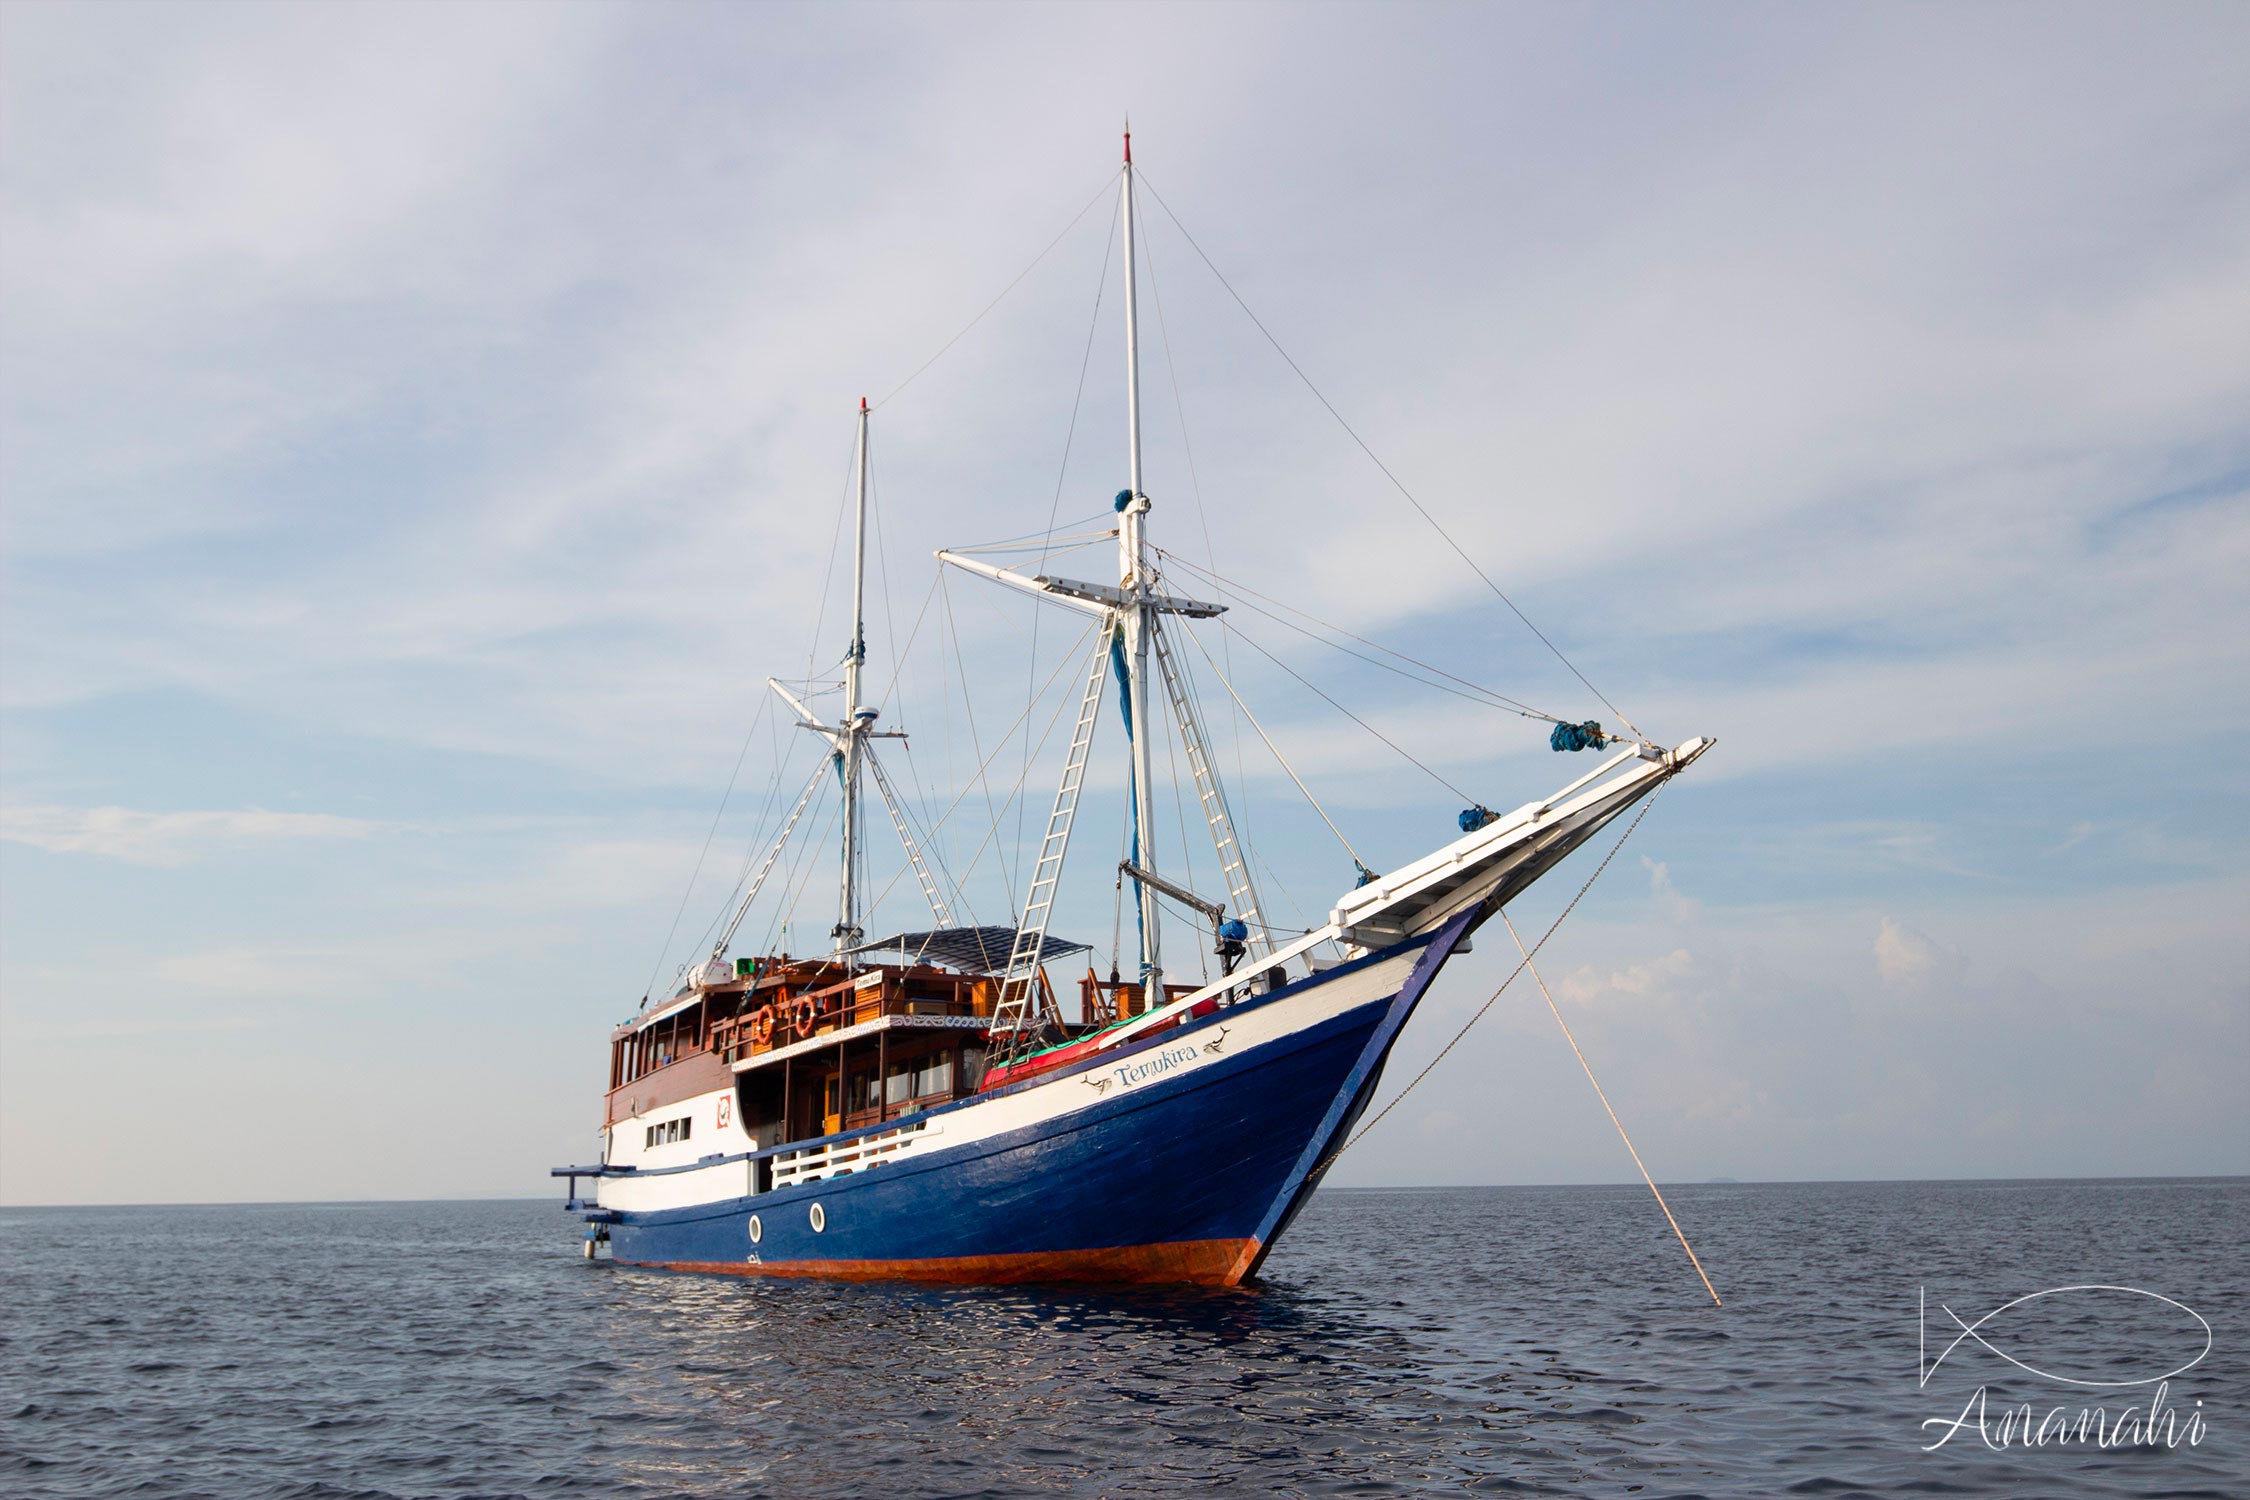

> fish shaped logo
[1920,1285,2212,1390]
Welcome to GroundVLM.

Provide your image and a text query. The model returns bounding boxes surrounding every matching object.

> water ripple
[0,1181,2242,1497]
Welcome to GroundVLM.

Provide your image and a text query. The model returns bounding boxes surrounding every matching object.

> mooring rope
[1500,909,1722,1308]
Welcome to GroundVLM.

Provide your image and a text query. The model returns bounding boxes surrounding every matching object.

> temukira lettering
[1110,1044,1199,1091]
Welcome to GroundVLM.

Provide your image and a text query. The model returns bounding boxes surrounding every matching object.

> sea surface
[1,1180,2242,1499]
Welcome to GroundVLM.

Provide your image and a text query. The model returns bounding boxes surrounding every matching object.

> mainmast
[1118,124,1163,990]
[836,396,871,957]
[934,128,1256,1040]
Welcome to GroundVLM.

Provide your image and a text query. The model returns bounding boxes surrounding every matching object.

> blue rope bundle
[1549,720,1608,753]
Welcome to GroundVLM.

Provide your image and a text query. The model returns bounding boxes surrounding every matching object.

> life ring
[750,1007,775,1046]
[793,997,819,1037]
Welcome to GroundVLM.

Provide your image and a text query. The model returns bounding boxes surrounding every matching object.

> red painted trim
[981,1026,1144,1090]
[621,1237,1259,1287]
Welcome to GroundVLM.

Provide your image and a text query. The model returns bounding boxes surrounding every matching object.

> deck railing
[769,1119,940,1189]
[708,971,994,1065]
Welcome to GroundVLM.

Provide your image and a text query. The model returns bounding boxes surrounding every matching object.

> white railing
[769,1119,941,1189]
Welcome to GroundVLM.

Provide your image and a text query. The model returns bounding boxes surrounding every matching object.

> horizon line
[4,1171,2244,1211]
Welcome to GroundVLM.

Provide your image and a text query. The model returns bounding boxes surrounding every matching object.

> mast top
[860,395,867,412]
[1123,120,1131,164]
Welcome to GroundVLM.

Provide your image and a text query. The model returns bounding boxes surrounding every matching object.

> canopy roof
[849,926,1089,976]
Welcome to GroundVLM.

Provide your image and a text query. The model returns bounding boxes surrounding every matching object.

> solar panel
[848,926,1091,976]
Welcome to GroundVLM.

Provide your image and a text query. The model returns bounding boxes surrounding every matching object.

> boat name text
[1111,1044,1199,1091]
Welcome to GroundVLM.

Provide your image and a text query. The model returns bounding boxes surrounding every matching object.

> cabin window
[644,1116,693,1147]
[885,1053,954,1105]
[848,1069,880,1114]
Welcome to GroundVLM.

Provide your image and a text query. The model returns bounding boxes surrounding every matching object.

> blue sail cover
[1549,720,1608,753]
[1109,623,1148,971]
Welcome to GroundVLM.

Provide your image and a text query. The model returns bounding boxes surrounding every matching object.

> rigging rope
[678,705,798,971]
[1176,618,1373,880]
[1500,908,1722,1308]
[866,428,901,712]
[889,623,1100,933]
[872,571,943,712]
[866,739,981,931]
[761,790,844,958]
[801,425,862,690]
[1215,616,1477,806]
[1341,779,1666,1151]
[1159,675,1211,985]
[859,617,1103,919]
[1019,188,1122,908]
[940,572,1020,913]
[873,174,1116,411]
[948,528,1117,556]
[1156,546,1564,725]
[1111,797,1127,981]
[1135,172,1646,744]
[1144,199,1264,879]
[637,690,776,1004]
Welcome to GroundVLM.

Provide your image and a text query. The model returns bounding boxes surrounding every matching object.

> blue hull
[593,909,1475,1284]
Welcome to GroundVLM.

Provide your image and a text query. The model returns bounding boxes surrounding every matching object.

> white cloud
[0,805,382,867]
[1643,857,1700,924]
[1873,915,1962,990]
[1,4,2242,800]
[1557,947,1699,1010]
[3,5,2247,1202]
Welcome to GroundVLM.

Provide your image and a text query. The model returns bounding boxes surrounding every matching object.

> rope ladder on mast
[989,633,1113,1063]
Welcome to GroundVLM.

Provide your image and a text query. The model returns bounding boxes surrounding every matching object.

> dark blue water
[2,1180,2242,1498]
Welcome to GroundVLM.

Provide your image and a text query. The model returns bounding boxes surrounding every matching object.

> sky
[2,1,2245,1206]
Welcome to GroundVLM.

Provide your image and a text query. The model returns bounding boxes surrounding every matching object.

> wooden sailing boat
[554,133,1712,1284]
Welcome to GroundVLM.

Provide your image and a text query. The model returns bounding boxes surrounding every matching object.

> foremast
[837,397,873,956]
[709,399,952,978]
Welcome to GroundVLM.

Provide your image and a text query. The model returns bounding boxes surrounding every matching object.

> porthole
[809,1201,827,1233]
[747,1214,762,1245]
